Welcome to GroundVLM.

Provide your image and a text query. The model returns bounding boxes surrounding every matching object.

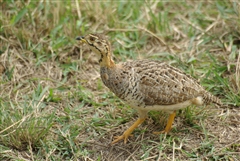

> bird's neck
[99,51,116,68]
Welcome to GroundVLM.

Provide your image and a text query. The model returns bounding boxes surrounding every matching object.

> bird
[76,33,222,145]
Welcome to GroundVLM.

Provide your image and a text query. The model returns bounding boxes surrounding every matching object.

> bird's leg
[111,118,146,145]
[153,111,176,134]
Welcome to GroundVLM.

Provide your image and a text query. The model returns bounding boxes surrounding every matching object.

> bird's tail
[203,92,222,106]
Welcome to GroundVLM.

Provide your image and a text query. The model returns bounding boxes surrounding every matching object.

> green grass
[1,0,240,160]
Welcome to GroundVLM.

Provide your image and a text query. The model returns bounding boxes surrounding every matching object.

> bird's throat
[99,53,115,68]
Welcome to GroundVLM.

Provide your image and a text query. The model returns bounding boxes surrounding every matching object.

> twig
[125,145,141,160]
[105,28,139,33]
[236,50,240,91]
[113,152,125,161]
[75,0,81,20]
[0,113,32,135]
[136,25,167,46]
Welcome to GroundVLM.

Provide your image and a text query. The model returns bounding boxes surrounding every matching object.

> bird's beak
[76,36,87,43]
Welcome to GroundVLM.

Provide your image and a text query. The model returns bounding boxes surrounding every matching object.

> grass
[0,0,240,160]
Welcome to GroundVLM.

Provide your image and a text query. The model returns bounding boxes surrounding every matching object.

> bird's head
[76,33,111,57]
[76,33,115,67]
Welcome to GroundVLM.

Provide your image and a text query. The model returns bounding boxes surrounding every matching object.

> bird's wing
[127,60,205,105]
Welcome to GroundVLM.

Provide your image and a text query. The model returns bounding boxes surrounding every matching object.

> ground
[0,1,240,160]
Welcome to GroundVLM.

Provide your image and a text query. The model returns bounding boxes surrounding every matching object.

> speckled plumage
[101,60,221,108]
[76,33,222,144]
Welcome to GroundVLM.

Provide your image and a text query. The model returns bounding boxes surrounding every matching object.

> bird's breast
[100,67,144,106]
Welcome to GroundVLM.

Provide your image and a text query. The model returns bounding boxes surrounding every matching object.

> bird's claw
[111,133,133,145]
[153,129,170,135]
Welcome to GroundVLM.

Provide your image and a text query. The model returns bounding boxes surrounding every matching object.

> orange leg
[153,111,176,134]
[111,118,146,145]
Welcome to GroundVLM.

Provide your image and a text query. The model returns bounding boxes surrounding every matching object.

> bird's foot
[153,129,171,135]
[111,118,146,145]
[111,132,133,145]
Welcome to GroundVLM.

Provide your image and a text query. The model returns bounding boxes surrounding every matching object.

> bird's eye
[97,42,102,46]
[89,37,95,41]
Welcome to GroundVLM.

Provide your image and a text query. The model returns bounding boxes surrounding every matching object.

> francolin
[76,33,222,144]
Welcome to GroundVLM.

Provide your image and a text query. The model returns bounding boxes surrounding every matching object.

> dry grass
[0,1,240,160]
